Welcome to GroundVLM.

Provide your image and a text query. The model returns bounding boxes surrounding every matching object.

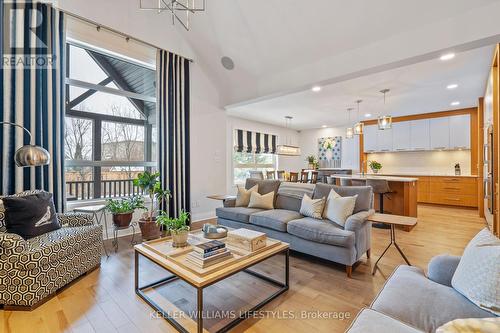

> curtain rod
[55,7,194,63]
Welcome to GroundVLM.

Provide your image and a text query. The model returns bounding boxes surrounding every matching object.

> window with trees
[233,152,276,185]
[64,43,157,201]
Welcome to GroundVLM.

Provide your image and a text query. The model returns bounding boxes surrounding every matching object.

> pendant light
[276,116,301,156]
[353,100,364,135]
[346,108,354,139]
[378,89,392,130]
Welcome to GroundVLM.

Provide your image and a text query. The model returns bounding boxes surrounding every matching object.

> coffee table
[134,231,289,333]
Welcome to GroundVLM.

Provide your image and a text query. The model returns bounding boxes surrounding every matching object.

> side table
[369,213,417,275]
[73,204,109,257]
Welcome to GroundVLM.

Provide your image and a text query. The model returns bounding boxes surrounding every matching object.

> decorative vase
[112,212,133,228]
[308,163,315,169]
[372,168,379,174]
[171,230,189,247]
[138,217,161,241]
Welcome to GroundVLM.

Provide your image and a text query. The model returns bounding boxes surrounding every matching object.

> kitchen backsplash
[366,150,472,175]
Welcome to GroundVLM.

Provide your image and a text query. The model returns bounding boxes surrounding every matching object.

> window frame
[64,41,157,201]
[232,151,278,186]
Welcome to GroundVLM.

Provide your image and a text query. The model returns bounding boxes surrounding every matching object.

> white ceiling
[174,0,500,106]
[226,46,496,130]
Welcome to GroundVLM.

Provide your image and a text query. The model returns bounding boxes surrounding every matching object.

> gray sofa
[216,179,374,277]
[346,255,497,332]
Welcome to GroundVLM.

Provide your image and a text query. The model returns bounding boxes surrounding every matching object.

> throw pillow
[235,185,258,207]
[451,228,500,316]
[2,192,61,239]
[248,191,274,210]
[299,194,325,219]
[323,189,357,227]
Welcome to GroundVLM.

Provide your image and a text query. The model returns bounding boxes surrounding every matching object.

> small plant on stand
[133,171,171,240]
[106,195,145,228]
[306,155,317,169]
[368,160,382,174]
[156,210,190,247]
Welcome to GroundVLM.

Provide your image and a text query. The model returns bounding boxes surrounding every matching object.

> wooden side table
[369,213,417,275]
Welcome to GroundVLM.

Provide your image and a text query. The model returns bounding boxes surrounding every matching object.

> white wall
[299,127,360,171]
[225,117,302,194]
[366,151,472,175]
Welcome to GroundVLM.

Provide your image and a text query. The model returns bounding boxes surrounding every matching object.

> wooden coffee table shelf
[134,231,290,333]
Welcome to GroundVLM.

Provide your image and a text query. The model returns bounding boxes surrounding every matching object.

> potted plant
[156,210,190,247]
[133,171,171,240]
[306,155,317,169]
[106,195,145,228]
[369,160,382,174]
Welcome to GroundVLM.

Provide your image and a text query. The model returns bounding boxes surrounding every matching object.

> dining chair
[310,171,319,184]
[249,171,264,179]
[266,170,276,180]
[289,172,299,182]
[300,171,309,183]
[276,170,285,180]
[340,178,353,186]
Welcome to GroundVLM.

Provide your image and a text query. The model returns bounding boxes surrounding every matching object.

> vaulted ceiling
[174,0,500,108]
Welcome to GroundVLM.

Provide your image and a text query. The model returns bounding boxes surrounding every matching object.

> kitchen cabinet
[377,127,393,152]
[363,125,378,152]
[430,117,450,150]
[449,114,471,149]
[410,119,430,151]
[392,122,411,151]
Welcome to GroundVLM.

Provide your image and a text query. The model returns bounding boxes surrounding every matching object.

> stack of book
[186,240,232,268]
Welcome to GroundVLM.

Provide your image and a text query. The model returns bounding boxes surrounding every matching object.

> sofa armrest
[0,232,27,255]
[57,213,94,227]
[345,209,375,232]
[427,254,461,287]
[223,198,236,208]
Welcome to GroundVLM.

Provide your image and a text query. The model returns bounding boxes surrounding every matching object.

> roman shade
[234,129,277,154]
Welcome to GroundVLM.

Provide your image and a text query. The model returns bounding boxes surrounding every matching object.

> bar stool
[366,179,392,229]
[289,172,299,182]
[300,171,310,183]
[310,171,319,184]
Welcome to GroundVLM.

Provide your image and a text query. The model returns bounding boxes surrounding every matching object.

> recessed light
[447,84,458,90]
[311,86,321,92]
[321,125,327,128]
[451,101,460,106]
[440,53,455,61]
[364,113,372,118]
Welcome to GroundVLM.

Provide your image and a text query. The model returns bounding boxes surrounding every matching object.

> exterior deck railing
[66,179,144,201]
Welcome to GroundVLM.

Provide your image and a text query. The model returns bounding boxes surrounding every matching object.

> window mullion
[93,119,102,199]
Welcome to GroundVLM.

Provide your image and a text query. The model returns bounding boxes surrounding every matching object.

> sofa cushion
[451,228,500,316]
[371,266,494,333]
[299,194,325,219]
[245,179,281,196]
[313,183,372,213]
[287,217,355,248]
[248,191,274,210]
[249,209,303,232]
[15,225,102,270]
[215,207,264,224]
[346,308,423,333]
[235,185,258,207]
[323,189,357,227]
[276,182,315,212]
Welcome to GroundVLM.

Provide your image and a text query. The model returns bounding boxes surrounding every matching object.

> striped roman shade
[234,129,277,154]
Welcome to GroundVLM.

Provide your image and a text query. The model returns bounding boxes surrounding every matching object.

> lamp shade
[353,122,364,135]
[346,127,354,139]
[378,115,392,130]
[14,145,51,167]
[276,145,301,156]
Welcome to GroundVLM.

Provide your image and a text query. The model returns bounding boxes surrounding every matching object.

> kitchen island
[330,174,418,229]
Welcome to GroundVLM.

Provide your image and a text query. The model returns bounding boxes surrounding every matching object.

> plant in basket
[156,210,190,247]
[105,195,145,228]
[133,171,171,240]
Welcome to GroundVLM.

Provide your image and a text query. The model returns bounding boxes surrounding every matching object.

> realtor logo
[2,1,57,69]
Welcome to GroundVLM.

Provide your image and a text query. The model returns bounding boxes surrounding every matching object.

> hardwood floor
[1,205,486,333]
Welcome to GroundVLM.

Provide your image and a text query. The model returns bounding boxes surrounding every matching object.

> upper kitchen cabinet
[410,119,430,151]
[392,121,411,151]
[430,117,450,150]
[377,127,393,152]
[363,125,378,152]
[449,114,471,149]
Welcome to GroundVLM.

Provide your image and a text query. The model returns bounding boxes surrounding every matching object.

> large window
[64,43,157,201]
[233,152,276,185]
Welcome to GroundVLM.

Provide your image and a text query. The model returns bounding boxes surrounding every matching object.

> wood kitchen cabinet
[417,176,478,207]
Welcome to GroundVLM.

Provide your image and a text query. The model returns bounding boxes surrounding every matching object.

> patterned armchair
[0,191,103,309]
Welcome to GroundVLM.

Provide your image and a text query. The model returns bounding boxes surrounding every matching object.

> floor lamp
[0,122,51,167]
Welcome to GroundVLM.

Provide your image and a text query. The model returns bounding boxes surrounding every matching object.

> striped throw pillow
[299,194,325,219]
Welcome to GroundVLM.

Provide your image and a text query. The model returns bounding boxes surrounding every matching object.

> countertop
[366,172,477,178]
[329,174,418,182]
